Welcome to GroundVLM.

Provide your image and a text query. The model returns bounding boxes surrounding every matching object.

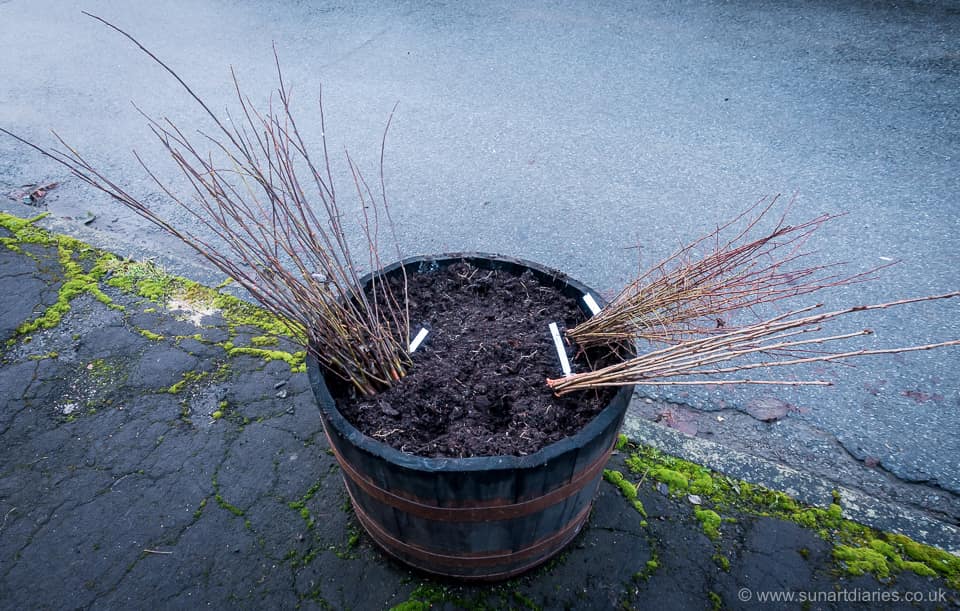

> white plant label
[408,327,429,353]
[549,322,572,376]
[582,293,602,316]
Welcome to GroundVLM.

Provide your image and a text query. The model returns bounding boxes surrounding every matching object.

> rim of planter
[307,251,634,473]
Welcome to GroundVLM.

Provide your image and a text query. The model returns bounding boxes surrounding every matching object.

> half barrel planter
[306,253,634,581]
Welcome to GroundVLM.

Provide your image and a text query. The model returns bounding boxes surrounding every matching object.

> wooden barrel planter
[306,253,634,581]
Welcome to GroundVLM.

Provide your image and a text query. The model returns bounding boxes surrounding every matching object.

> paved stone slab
[0,238,61,342]
[1,222,958,609]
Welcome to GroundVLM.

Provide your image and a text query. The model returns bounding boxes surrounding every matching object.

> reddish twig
[549,292,960,395]
[0,15,410,395]
[568,196,890,348]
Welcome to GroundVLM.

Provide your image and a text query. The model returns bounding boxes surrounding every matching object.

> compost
[334,261,619,458]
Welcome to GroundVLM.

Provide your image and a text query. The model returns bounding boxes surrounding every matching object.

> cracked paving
[628,392,960,526]
[1,220,958,608]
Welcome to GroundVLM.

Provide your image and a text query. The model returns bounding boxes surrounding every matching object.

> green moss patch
[603,469,647,517]
[167,370,209,394]
[654,468,690,492]
[211,291,303,341]
[1,213,310,375]
[387,583,541,611]
[226,346,306,372]
[104,259,172,300]
[633,553,662,583]
[618,439,960,589]
[138,329,164,341]
[1,213,120,344]
[211,474,244,517]
[689,474,715,495]
[616,433,628,450]
[0,212,53,247]
[834,545,892,578]
[694,508,722,539]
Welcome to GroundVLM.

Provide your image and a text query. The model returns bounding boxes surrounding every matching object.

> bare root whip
[1,14,409,395]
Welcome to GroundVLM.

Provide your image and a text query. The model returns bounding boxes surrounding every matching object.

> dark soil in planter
[332,261,621,458]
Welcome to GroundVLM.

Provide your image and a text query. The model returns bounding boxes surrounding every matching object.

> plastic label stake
[582,293,601,316]
[408,327,429,353]
[549,322,572,376]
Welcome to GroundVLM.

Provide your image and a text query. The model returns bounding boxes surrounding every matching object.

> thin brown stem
[550,292,960,395]
[4,16,412,395]
[568,195,889,348]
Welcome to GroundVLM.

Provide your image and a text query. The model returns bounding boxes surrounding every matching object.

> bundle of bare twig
[552,197,959,394]
[550,293,960,395]
[1,15,409,396]
[567,196,883,348]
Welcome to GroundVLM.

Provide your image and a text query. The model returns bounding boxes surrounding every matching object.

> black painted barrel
[306,253,634,581]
